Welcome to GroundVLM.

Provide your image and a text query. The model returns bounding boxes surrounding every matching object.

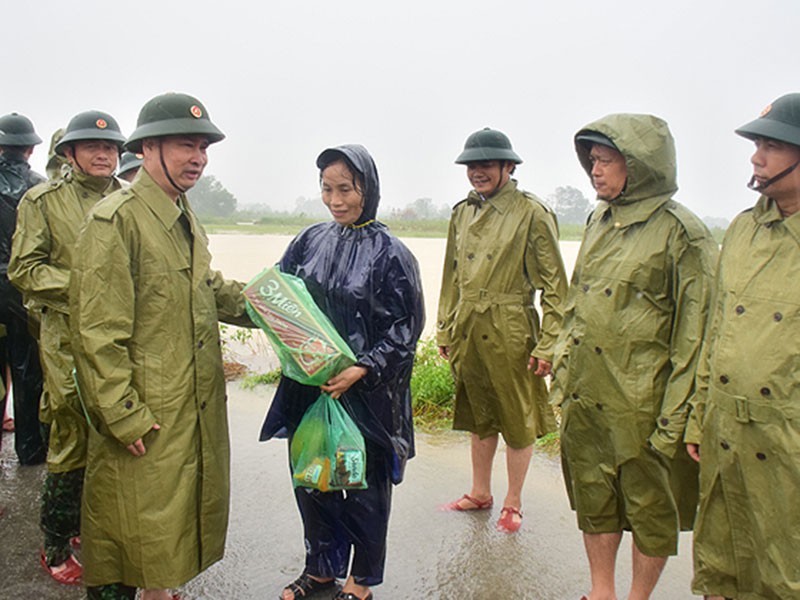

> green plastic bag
[243,266,356,386]
[290,393,367,492]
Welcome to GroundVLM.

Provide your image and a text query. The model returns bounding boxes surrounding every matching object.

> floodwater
[0,235,699,599]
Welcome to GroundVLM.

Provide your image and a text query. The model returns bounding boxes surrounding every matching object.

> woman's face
[321,161,364,226]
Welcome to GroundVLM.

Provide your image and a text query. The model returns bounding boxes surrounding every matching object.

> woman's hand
[321,365,368,399]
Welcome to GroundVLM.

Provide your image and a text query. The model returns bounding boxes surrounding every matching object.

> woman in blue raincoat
[261,145,424,600]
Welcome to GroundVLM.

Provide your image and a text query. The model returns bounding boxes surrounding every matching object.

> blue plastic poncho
[260,144,425,485]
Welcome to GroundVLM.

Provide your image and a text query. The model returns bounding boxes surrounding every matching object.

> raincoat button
[467,253,475,260]
[604,288,612,296]
[614,221,622,228]
[41,306,48,314]
[197,340,204,349]
[756,452,767,461]
[206,278,212,286]
[82,192,89,199]
[595,403,603,410]
[660,417,669,426]
[735,305,745,315]
[571,393,579,400]
[760,387,771,397]
[720,375,729,384]
[582,284,589,292]
[487,254,493,260]
[721,441,730,450]
[124,400,133,409]
[573,338,580,345]
[481,334,488,340]
[774,312,783,322]
[594,346,602,354]
[200,401,207,410]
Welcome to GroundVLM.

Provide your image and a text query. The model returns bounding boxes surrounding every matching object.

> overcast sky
[6,0,797,220]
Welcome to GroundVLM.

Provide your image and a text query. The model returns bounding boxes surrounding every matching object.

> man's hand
[126,423,161,457]
[528,356,552,377]
[438,345,450,360]
[321,366,368,399]
[686,443,700,463]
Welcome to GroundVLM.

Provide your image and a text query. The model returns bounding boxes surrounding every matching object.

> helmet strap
[159,139,188,194]
[747,160,800,192]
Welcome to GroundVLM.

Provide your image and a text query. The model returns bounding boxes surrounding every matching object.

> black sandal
[280,572,339,599]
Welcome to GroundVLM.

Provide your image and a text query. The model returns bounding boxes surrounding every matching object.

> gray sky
[6,0,798,220]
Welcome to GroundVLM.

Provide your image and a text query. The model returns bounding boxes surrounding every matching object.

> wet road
[0,383,698,599]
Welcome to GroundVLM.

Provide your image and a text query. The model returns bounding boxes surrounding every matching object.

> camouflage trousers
[40,467,84,565]
[86,583,137,599]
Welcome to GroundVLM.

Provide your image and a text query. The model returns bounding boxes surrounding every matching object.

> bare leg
[628,542,668,600]
[583,532,622,600]
[142,590,172,600]
[452,433,497,509]
[341,576,370,599]
[502,443,533,527]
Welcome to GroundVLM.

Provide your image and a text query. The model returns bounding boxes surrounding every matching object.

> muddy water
[0,235,699,599]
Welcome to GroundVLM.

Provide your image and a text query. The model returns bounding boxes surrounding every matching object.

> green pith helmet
[455,127,523,164]
[0,112,43,146]
[118,151,143,176]
[125,92,225,153]
[736,93,800,147]
[54,110,126,156]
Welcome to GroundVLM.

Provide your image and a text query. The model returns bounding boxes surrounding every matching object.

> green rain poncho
[70,169,251,588]
[437,179,568,447]
[687,197,800,599]
[552,114,718,545]
[9,171,123,471]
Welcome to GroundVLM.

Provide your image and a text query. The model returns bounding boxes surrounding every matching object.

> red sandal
[496,506,523,533]
[440,493,494,512]
[39,550,82,585]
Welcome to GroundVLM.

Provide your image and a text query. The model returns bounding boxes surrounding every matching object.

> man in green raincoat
[70,93,251,600]
[437,128,568,533]
[9,110,127,585]
[686,93,800,600]
[552,114,718,599]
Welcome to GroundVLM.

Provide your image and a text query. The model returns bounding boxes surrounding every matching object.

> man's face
[148,135,209,191]
[589,144,627,201]
[466,160,512,196]
[66,140,118,177]
[750,137,800,200]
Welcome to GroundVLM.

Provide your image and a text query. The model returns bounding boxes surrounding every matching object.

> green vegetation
[242,369,282,388]
[410,338,455,430]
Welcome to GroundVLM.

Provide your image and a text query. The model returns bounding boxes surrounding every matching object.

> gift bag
[291,393,367,492]
[243,266,356,386]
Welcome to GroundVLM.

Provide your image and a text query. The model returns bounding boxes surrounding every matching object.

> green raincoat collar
[68,168,117,195]
[466,178,518,214]
[575,113,678,205]
[133,168,184,231]
[594,194,671,230]
[753,195,800,245]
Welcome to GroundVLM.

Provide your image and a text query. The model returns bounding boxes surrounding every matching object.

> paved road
[0,383,698,599]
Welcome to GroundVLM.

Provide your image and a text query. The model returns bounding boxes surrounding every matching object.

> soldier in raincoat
[686,93,800,600]
[552,114,717,599]
[0,112,46,465]
[10,110,127,585]
[437,128,568,533]
[261,144,424,600]
[70,93,251,600]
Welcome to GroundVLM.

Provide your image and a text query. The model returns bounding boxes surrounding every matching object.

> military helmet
[118,151,144,177]
[736,93,800,147]
[455,127,523,164]
[575,130,618,151]
[54,110,126,156]
[125,92,225,153]
[0,112,43,146]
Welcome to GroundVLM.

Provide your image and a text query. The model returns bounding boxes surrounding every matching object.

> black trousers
[292,439,393,587]
[0,276,45,464]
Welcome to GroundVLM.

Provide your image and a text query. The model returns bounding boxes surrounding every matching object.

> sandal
[280,572,339,599]
[496,506,523,533]
[2,417,13,432]
[440,493,493,512]
[39,550,82,585]
[334,592,373,600]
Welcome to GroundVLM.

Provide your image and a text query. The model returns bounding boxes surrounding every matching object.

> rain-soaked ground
[0,383,699,599]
